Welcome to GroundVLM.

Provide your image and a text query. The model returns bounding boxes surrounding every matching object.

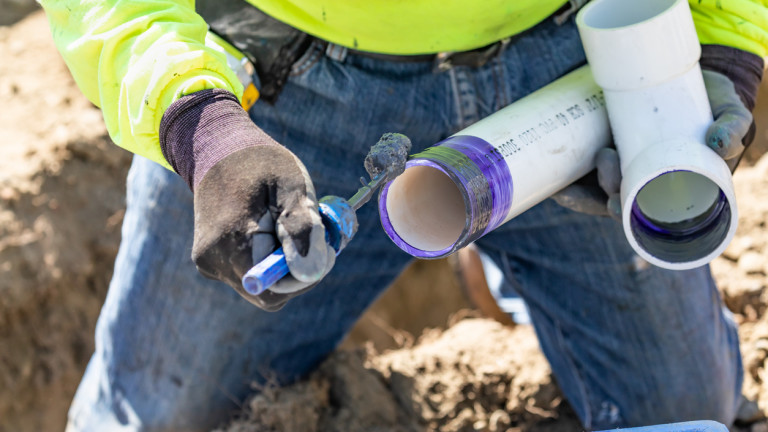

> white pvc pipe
[576,0,738,270]
[379,66,612,258]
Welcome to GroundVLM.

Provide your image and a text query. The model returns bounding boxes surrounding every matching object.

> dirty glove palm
[552,45,764,218]
[160,89,335,311]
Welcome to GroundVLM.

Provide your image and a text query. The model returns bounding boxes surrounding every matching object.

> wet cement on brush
[364,133,412,179]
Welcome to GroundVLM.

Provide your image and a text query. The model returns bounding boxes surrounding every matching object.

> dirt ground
[2,9,768,432]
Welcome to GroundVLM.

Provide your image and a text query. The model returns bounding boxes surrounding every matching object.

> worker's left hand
[552,45,763,218]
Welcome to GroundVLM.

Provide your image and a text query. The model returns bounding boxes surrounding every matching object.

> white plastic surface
[577,0,738,269]
[457,65,612,223]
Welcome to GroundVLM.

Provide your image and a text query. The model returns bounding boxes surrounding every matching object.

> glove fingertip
[251,232,277,264]
[705,122,741,160]
[323,244,337,275]
[283,225,332,283]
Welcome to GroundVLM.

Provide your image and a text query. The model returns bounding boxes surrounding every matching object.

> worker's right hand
[159,89,335,311]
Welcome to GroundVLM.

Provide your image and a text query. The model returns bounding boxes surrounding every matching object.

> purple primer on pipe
[439,136,513,234]
[379,135,513,258]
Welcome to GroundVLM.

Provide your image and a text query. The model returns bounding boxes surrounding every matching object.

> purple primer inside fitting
[629,181,731,263]
[378,135,513,258]
[630,191,727,239]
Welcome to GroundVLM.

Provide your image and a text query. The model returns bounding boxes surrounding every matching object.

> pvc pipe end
[378,135,513,259]
[621,141,738,270]
[379,160,469,259]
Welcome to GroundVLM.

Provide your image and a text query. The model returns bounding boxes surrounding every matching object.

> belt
[348,38,512,71]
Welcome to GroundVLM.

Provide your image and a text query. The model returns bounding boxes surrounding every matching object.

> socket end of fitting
[621,141,738,270]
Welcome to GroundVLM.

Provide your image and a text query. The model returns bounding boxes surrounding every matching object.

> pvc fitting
[379,66,612,258]
[577,0,738,270]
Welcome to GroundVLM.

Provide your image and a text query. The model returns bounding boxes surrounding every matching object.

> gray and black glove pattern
[160,89,335,311]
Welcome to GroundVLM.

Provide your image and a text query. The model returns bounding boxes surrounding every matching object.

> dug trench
[3,8,768,432]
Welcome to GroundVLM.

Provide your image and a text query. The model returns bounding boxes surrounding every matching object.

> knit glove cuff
[700,45,764,112]
[159,88,277,190]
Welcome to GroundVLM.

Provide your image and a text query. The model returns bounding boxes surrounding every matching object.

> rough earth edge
[218,319,579,432]
[0,12,132,432]
[3,9,768,432]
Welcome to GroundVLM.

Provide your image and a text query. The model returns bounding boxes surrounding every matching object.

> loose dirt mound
[0,12,131,432]
[716,155,768,423]
[219,319,578,432]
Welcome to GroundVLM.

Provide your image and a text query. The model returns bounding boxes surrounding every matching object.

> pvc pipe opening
[383,163,466,254]
[628,171,732,264]
[582,0,676,29]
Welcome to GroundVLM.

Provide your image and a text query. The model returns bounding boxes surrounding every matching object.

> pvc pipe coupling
[576,0,737,270]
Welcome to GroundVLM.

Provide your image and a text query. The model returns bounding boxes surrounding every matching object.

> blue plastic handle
[242,246,290,295]
[241,197,357,296]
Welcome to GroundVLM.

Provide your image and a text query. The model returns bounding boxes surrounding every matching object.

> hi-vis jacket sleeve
[39,0,244,170]
[689,0,768,60]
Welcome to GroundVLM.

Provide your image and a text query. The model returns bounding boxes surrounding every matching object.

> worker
[38,0,765,431]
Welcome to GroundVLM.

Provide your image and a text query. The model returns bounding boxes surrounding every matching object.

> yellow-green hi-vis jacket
[39,0,768,171]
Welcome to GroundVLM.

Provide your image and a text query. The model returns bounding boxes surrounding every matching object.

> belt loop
[325,43,349,62]
[553,0,590,25]
[434,52,455,73]
[433,37,511,73]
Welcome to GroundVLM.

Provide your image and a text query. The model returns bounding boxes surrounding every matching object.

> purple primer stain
[438,136,513,234]
[378,135,513,258]
[631,190,727,239]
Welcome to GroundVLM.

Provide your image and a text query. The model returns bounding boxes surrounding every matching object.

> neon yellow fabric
[689,0,768,58]
[40,0,767,169]
[250,0,567,54]
[39,0,243,170]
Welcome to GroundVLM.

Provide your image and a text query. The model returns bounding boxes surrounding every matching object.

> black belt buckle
[434,37,511,72]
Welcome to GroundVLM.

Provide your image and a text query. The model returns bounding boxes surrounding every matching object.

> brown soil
[2,9,768,432]
[0,11,132,432]
[219,318,579,432]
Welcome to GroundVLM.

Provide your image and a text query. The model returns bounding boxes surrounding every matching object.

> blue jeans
[67,17,742,432]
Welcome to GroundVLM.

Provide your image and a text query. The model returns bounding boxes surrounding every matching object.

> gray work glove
[159,89,335,311]
[552,45,764,218]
